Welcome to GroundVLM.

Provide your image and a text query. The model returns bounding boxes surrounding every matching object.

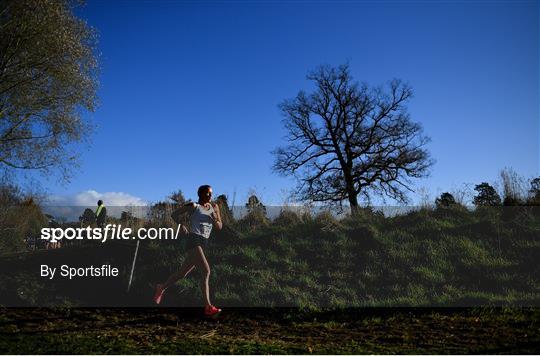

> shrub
[433,204,473,224]
[273,209,302,227]
[0,198,48,254]
[313,210,342,232]
[215,194,235,225]
[499,167,528,205]
[435,192,457,208]
[342,206,385,227]
[237,209,270,232]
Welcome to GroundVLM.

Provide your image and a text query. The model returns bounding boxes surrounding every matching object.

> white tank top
[190,203,214,239]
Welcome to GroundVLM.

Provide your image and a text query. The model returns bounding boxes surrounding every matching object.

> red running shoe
[204,304,222,316]
[153,284,164,305]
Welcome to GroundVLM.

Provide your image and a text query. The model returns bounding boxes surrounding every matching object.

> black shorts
[185,233,209,251]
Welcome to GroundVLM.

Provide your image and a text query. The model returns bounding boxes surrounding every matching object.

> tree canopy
[529,177,540,204]
[0,0,98,180]
[473,182,501,207]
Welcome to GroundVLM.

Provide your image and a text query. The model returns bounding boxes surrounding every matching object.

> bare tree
[0,0,98,180]
[273,64,434,213]
[499,167,527,205]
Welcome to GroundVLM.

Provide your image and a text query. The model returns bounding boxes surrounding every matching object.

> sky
[39,0,539,207]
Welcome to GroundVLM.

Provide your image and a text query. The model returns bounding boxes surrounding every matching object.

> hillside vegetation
[1,204,538,308]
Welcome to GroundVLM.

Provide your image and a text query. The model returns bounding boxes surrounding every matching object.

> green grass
[1,207,539,308]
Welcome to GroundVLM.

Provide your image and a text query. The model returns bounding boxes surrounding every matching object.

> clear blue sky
[43,0,539,206]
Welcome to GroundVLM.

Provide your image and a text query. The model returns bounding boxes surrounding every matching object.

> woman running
[153,184,223,316]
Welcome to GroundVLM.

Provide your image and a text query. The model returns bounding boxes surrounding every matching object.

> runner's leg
[162,248,197,290]
[192,246,212,306]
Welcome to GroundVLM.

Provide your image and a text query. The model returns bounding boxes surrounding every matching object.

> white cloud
[44,190,148,221]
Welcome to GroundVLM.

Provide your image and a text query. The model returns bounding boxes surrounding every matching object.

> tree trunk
[349,192,359,215]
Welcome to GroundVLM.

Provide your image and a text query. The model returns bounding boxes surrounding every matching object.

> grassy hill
[2,206,537,308]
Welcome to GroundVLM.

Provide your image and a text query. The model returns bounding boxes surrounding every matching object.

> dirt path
[0,308,538,354]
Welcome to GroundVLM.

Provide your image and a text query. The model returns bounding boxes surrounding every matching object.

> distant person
[153,185,223,317]
[96,200,107,228]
